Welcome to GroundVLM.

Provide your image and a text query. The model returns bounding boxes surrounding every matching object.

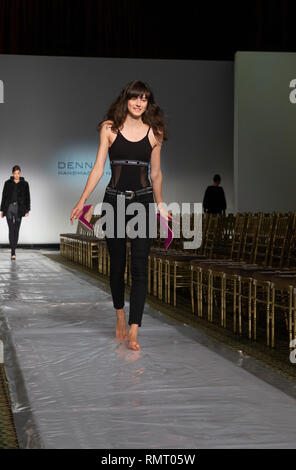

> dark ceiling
[0,0,295,61]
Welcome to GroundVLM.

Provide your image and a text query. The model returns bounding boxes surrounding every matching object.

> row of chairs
[149,212,296,350]
[155,210,296,267]
[60,232,99,269]
[60,211,296,353]
[147,211,296,307]
[190,259,296,350]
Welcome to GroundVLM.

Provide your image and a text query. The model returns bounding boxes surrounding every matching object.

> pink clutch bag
[79,204,94,231]
[157,212,180,249]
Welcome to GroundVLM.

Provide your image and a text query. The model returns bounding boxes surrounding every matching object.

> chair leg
[168,262,171,305]
[208,270,213,322]
[153,257,158,297]
[158,259,163,301]
[173,263,177,307]
[191,267,194,313]
[253,281,257,340]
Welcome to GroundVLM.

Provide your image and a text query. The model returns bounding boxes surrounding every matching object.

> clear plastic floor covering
[0,249,296,449]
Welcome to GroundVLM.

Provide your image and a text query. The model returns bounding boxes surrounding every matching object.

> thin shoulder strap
[146,126,150,136]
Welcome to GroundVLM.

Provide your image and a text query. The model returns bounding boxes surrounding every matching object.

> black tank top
[108,126,153,191]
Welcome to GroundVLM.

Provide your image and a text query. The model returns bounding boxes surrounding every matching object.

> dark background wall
[0,0,295,61]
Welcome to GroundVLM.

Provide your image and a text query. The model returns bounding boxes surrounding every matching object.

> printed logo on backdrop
[0,80,3,103]
[57,160,94,176]
[57,160,111,178]
[289,79,296,104]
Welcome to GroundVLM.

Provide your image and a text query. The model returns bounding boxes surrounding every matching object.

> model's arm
[150,133,163,207]
[70,123,110,223]
[150,130,172,221]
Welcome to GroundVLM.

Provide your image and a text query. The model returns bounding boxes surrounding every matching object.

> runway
[0,249,296,449]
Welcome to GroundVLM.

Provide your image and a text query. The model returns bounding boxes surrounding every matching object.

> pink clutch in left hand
[157,213,180,250]
[79,204,94,231]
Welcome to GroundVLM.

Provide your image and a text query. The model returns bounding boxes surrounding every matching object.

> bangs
[127,82,151,100]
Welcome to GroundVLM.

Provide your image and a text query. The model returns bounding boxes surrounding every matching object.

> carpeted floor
[0,364,18,448]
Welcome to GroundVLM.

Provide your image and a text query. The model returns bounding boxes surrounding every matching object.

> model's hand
[0,211,3,218]
[157,203,173,222]
[70,201,84,224]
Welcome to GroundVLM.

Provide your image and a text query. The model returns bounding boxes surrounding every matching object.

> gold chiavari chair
[97,239,109,275]
[83,236,99,269]
[251,270,296,349]
[190,212,274,333]
[224,265,277,339]
[60,233,70,258]
[211,214,229,259]
[200,213,221,258]
[155,211,206,306]
[268,212,292,268]
[252,212,276,266]
[240,212,261,263]
[191,259,248,324]
[190,213,248,320]
[220,212,236,259]
[65,233,75,261]
[147,211,167,296]
[229,213,248,261]
[285,212,296,269]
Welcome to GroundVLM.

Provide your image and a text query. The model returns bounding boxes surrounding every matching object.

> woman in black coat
[0,165,31,259]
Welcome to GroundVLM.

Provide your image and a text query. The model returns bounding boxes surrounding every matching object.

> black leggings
[6,203,22,255]
[101,192,155,327]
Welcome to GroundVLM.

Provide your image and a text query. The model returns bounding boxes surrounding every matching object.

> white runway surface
[0,249,296,449]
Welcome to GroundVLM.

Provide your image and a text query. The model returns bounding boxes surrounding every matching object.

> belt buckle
[125,190,134,199]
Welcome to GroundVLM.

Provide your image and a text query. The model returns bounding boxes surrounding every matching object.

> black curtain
[0,0,295,60]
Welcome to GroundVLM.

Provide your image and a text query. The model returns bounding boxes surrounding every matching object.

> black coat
[202,185,227,214]
[1,176,31,217]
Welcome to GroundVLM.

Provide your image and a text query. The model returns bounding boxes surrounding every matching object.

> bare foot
[128,324,141,351]
[115,309,128,340]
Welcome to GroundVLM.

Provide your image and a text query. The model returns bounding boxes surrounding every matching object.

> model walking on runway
[0,165,31,259]
[71,80,169,350]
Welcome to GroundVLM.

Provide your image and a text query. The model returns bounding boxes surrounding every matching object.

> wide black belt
[105,185,153,200]
[110,159,149,167]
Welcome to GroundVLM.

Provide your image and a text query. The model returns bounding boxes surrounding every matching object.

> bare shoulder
[100,119,116,132]
[150,127,164,149]
[99,120,118,147]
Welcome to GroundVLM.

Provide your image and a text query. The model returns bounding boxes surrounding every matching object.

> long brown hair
[97,80,168,142]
